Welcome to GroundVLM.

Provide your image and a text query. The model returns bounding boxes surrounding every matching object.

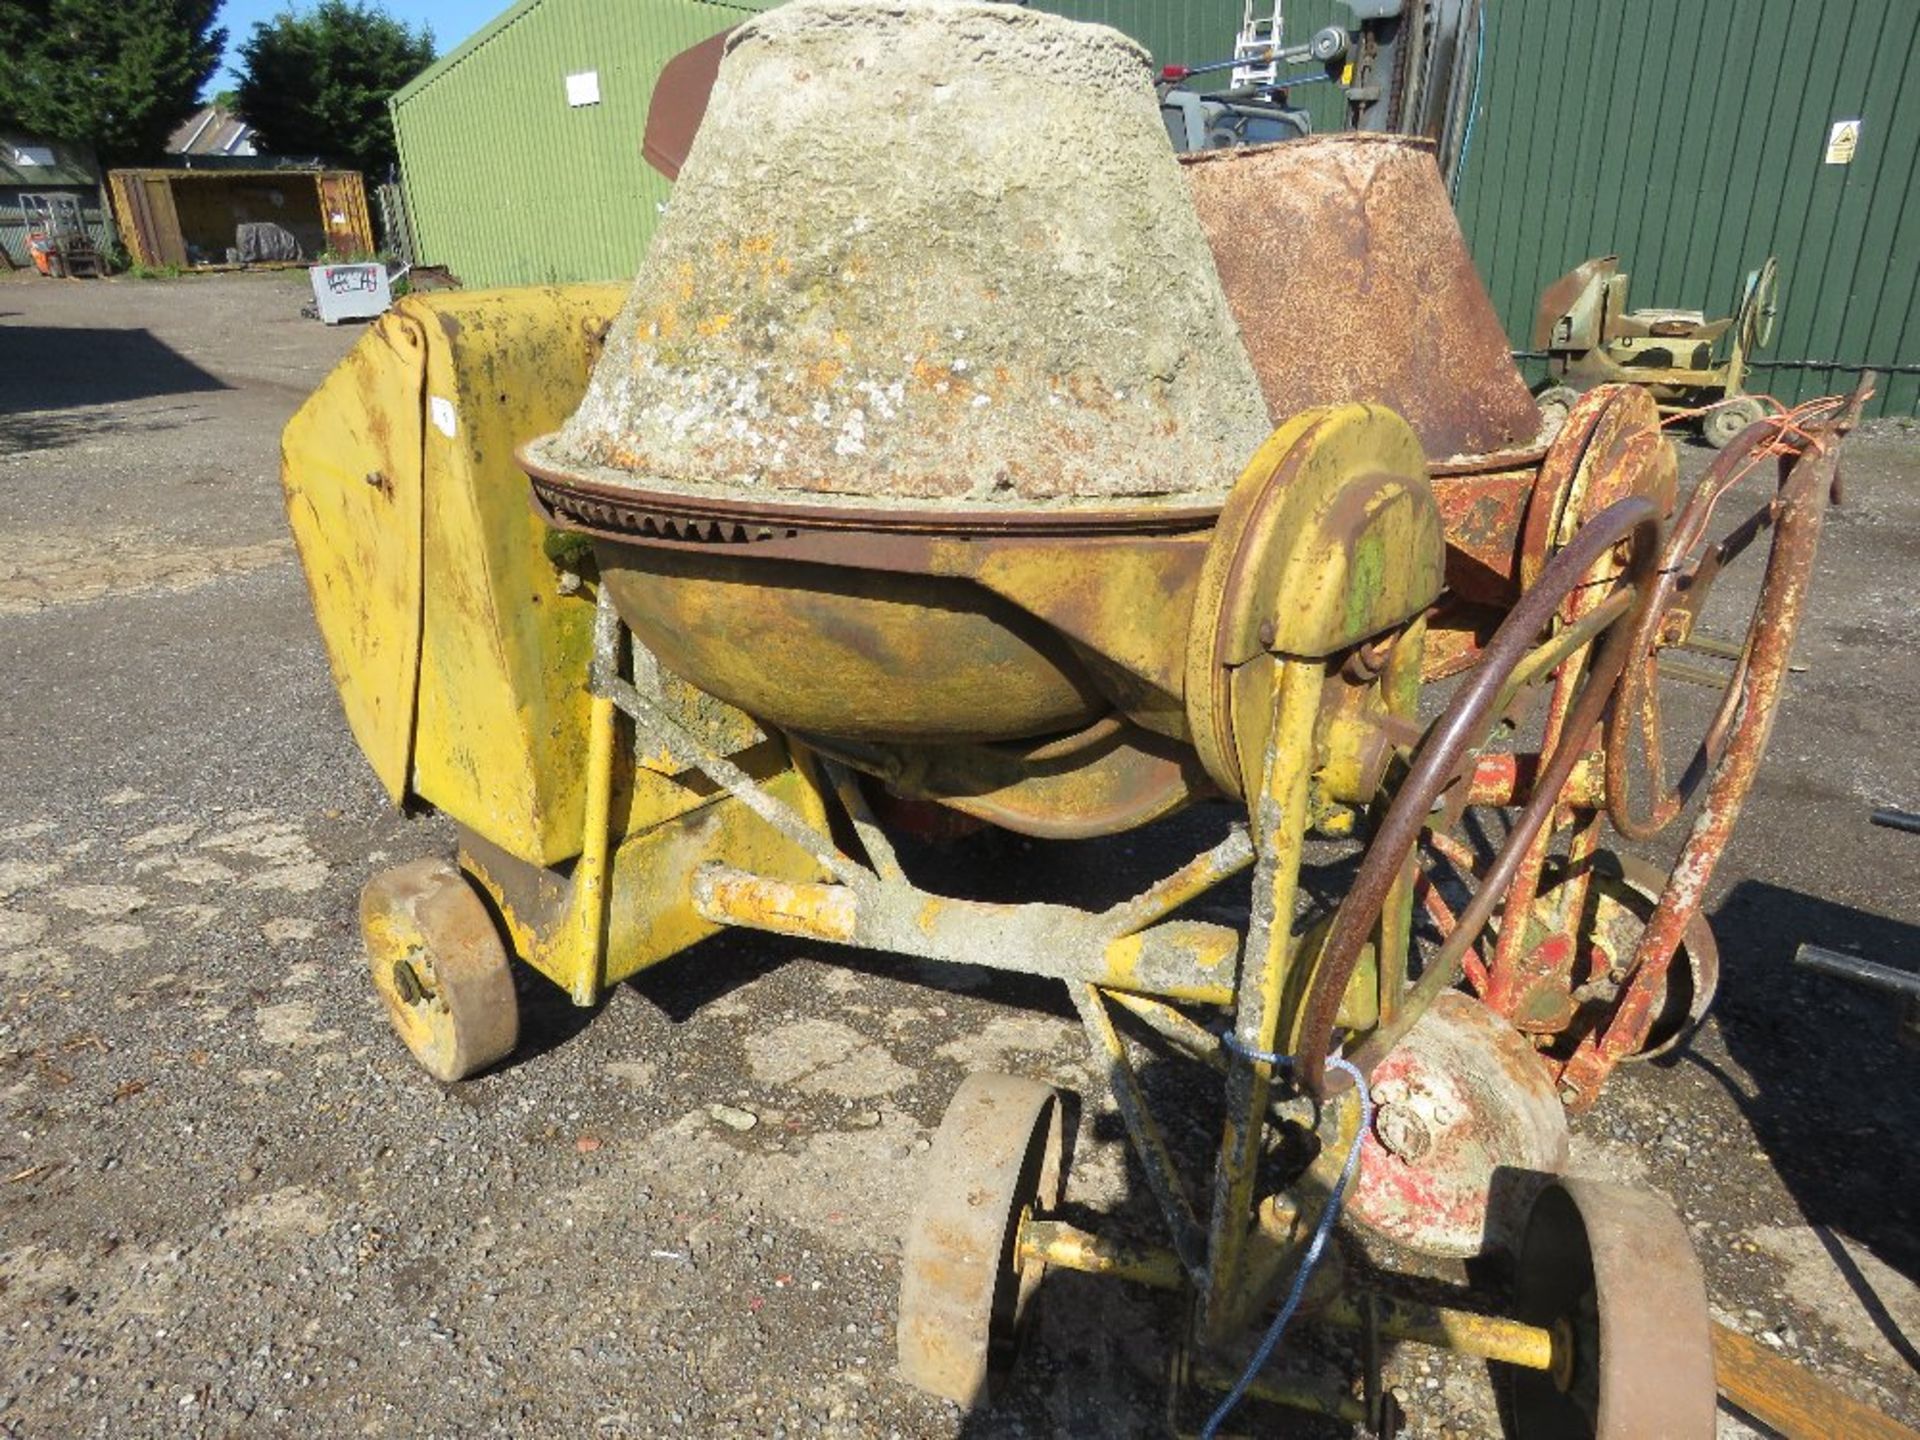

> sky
[209,0,505,91]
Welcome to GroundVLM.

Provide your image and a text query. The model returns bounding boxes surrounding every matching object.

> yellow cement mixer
[283,3,1868,1433]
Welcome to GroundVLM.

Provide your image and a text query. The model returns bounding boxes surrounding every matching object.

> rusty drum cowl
[1184,135,1662,677]
[1184,134,1542,465]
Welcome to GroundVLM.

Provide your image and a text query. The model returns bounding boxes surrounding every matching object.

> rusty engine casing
[1184,135,1543,463]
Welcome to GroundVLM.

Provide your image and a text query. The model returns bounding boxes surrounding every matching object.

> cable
[1450,2,1487,201]
[1199,1050,1374,1440]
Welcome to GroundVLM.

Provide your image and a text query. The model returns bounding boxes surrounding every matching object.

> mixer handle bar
[1294,495,1664,1098]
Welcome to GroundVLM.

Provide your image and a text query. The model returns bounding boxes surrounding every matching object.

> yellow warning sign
[1825,119,1862,165]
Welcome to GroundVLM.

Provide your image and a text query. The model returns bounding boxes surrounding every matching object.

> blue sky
[210,0,505,90]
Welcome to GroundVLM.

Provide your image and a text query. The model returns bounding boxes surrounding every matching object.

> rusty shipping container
[109,168,374,269]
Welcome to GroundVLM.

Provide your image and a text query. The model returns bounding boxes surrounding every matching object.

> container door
[111,175,187,267]
[142,178,187,266]
[317,172,372,257]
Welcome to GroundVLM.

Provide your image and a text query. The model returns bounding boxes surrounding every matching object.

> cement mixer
[282,2,1868,1432]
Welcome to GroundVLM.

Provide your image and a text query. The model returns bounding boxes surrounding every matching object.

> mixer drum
[523,0,1272,512]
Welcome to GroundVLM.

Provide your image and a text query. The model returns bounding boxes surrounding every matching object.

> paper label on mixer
[429,396,457,439]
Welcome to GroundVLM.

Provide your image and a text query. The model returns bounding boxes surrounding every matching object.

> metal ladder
[1230,2,1284,88]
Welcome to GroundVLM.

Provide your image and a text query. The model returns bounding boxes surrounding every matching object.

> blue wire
[1450,2,1488,201]
[1199,1052,1374,1440]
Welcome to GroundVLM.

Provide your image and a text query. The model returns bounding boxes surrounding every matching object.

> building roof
[391,0,777,107]
[107,166,355,181]
[168,106,258,157]
[0,134,100,189]
[392,0,542,106]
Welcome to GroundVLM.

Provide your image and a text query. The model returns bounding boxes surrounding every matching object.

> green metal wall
[391,0,758,288]
[719,0,1255,69]
[393,0,1919,416]
[1038,1,1250,68]
[391,0,1264,289]
[1452,0,1920,417]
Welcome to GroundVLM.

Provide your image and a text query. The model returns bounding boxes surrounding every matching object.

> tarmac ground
[1,269,1915,1438]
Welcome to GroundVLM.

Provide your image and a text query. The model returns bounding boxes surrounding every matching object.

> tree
[235,1,434,177]
[0,0,226,164]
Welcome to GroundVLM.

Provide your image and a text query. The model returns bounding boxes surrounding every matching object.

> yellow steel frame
[533,411,1507,1424]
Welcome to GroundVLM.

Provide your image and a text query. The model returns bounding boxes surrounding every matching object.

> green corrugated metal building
[392,0,1918,415]
[1449,0,1919,417]
[391,0,754,288]
[388,0,1251,289]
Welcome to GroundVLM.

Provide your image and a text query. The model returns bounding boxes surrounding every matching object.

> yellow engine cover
[283,285,628,866]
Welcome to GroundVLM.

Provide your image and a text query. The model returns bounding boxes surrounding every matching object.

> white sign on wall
[566,70,601,107]
[1824,119,1862,165]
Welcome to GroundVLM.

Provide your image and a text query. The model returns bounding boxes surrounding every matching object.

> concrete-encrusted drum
[527,0,1272,511]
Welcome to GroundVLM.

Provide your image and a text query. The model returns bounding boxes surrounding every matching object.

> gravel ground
[0,270,1915,1438]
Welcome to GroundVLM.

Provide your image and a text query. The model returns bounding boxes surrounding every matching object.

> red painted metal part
[1349,991,1569,1258]
[1309,496,1665,1099]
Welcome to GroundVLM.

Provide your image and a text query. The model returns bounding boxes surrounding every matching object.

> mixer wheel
[1538,853,1720,1062]
[1509,1177,1715,1440]
[1702,395,1766,449]
[1535,385,1581,437]
[897,1072,1068,1408]
[360,858,519,1083]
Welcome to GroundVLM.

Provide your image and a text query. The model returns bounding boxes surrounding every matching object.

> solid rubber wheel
[1510,1177,1715,1440]
[1535,385,1581,437]
[897,1072,1067,1408]
[1702,396,1766,449]
[360,858,518,1082]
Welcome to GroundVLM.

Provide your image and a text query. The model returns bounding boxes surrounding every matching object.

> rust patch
[1186,136,1544,461]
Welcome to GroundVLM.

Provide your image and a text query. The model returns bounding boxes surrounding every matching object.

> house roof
[168,106,258,157]
[0,135,99,189]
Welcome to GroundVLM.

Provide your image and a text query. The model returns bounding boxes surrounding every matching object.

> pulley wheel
[1702,396,1766,449]
[1739,256,1780,351]
[1531,853,1720,1062]
[360,858,519,1082]
[897,1072,1068,1408]
[1348,991,1569,1258]
[1510,1177,1715,1439]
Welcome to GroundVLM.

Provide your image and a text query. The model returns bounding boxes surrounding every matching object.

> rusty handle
[1560,385,1876,1100]
[1603,420,1795,840]
[1605,381,1872,841]
[1295,495,1663,1097]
